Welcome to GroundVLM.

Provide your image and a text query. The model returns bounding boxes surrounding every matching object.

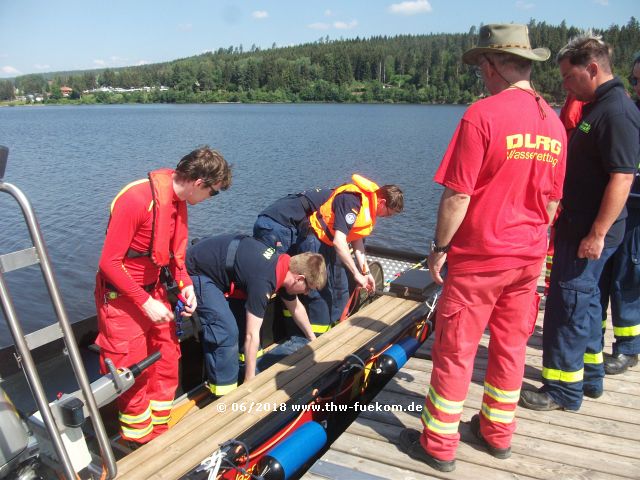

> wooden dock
[304,287,640,479]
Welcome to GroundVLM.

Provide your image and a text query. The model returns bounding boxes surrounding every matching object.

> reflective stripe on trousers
[542,223,618,410]
[422,261,540,460]
[600,209,640,356]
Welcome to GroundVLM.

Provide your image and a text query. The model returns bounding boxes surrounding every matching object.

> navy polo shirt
[260,188,333,228]
[562,77,640,245]
[186,234,294,318]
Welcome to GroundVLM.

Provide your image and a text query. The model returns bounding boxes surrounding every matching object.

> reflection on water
[0,103,464,345]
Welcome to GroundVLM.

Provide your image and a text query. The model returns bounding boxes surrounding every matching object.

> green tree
[0,80,15,100]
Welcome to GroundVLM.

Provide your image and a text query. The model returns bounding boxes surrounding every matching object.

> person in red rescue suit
[95,147,232,445]
[398,24,567,472]
[298,176,404,332]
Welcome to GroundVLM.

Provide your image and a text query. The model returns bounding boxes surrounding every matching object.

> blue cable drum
[258,421,327,480]
[376,336,421,377]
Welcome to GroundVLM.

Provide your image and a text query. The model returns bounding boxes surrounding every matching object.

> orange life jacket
[148,169,188,268]
[309,174,379,246]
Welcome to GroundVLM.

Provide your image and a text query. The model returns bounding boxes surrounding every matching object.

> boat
[0,145,439,480]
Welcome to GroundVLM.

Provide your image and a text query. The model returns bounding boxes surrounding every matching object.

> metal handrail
[0,150,117,479]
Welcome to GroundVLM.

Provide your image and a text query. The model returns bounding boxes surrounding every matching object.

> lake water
[0,103,465,347]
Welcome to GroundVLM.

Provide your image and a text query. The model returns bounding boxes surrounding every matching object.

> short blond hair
[290,253,327,290]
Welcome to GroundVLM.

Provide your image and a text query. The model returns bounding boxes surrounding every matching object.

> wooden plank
[344,416,627,480]
[355,388,640,461]
[305,449,441,480]
[117,296,428,479]
[332,427,540,480]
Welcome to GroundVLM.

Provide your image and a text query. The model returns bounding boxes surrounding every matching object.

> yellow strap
[151,414,171,425]
[238,349,264,362]
[613,324,640,337]
[118,407,151,425]
[426,386,464,415]
[583,351,603,365]
[110,178,149,213]
[483,382,520,404]
[421,409,460,435]
[207,382,238,396]
[312,323,332,334]
[121,423,153,439]
[542,367,583,383]
[481,403,515,424]
[150,399,174,412]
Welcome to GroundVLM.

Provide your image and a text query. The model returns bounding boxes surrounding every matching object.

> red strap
[224,281,248,300]
[339,287,360,322]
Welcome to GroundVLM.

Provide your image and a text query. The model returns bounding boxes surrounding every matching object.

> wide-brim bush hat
[463,23,551,65]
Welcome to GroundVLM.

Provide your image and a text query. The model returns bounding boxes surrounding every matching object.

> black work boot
[518,389,563,411]
[469,414,512,459]
[398,428,456,472]
[604,353,638,375]
[583,387,603,399]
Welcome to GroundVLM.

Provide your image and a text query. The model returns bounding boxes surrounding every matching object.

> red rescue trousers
[95,282,180,444]
[420,261,540,460]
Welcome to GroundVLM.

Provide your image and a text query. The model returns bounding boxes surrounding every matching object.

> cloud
[515,0,535,9]
[334,20,358,30]
[592,0,609,5]
[177,23,193,32]
[388,0,432,15]
[34,64,50,70]
[308,22,330,30]
[308,19,358,31]
[252,10,268,19]
[136,60,149,66]
[93,59,106,67]
[1,65,20,75]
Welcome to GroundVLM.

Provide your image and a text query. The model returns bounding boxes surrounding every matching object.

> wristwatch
[430,240,450,254]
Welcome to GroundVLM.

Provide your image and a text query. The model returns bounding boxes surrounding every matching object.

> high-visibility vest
[309,174,378,246]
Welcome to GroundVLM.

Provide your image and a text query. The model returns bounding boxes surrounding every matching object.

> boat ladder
[0,146,117,480]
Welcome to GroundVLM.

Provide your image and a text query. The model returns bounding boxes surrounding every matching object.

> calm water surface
[0,103,465,346]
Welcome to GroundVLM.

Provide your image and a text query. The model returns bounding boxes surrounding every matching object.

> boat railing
[0,146,117,480]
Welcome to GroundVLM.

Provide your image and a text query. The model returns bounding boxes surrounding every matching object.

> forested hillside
[2,18,639,105]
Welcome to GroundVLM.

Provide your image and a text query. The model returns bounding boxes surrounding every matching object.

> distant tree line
[2,18,639,105]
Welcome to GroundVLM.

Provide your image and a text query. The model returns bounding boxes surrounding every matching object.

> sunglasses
[208,186,220,197]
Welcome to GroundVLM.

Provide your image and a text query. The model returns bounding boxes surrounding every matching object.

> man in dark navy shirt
[254,188,333,254]
[600,53,640,375]
[186,234,326,396]
[254,176,403,333]
[521,34,639,412]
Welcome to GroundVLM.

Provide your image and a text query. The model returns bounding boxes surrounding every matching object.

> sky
[0,0,637,79]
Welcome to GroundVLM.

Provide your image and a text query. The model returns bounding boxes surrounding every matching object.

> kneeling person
[186,235,326,395]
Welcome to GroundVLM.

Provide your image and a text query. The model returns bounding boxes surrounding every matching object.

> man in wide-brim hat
[398,23,567,472]
[461,23,550,64]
